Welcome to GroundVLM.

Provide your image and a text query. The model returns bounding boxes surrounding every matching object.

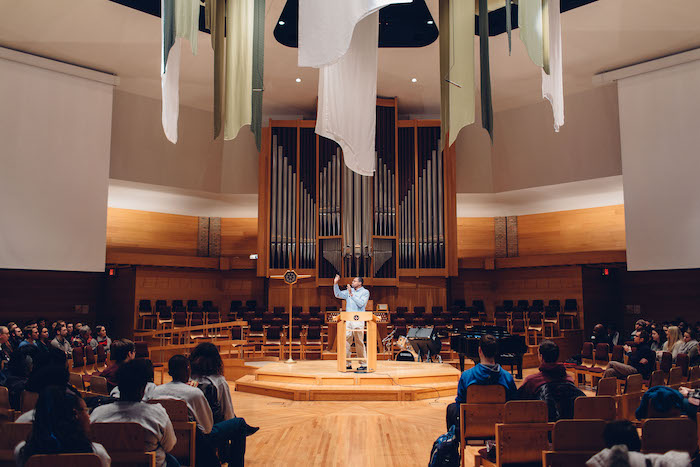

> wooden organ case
[257,98,458,286]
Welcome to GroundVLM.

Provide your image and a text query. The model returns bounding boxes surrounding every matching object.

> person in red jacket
[517,340,573,399]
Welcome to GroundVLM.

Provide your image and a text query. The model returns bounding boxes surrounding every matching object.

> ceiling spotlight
[411,78,417,83]
[278,20,285,26]
[295,78,302,83]
[427,20,434,25]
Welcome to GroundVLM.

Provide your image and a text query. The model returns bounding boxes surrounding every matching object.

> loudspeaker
[407,326,441,361]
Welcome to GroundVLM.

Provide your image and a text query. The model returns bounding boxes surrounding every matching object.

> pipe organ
[258,98,457,284]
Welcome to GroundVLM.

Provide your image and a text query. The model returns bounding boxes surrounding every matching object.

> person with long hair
[662,326,683,360]
[190,343,258,467]
[650,328,666,353]
[37,327,50,352]
[15,386,110,466]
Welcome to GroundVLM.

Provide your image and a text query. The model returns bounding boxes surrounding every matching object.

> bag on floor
[428,424,460,467]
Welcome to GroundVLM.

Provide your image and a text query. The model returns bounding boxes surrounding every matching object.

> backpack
[536,381,585,422]
[428,425,460,467]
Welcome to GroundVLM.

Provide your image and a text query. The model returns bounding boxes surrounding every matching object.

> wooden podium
[336,311,378,372]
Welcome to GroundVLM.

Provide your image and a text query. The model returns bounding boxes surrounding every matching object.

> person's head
[40,327,49,342]
[37,319,46,329]
[23,325,38,342]
[538,340,559,364]
[603,420,641,452]
[66,323,73,334]
[13,326,22,339]
[190,342,223,376]
[635,319,645,331]
[116,359,153,401]
[110,339,136,364]
[683,329,696,343]
[168,355,191,383]
[95,325,107,338]
[0,326,8,345]
[79,326,90,340]
[666,326,681,347]
[593,324,605,336]
[651,328,666,344]
[54,322,68,339]
[478,334,498,363]
[351,277,364,289]
[634,329,649,345]
[20,386,92,460]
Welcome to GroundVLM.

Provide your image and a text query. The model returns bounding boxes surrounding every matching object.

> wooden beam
[106,252,220,269]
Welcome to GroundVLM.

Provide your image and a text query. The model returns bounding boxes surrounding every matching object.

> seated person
[518,340,573,398]
[678,329,699,366]
[73,326,98,351]
[446,334,517,433]
[603,330,655,381]
[16,347,71,422]
[95,325,112,352]
[50,322,72,357]
[586,420,690,466]
[90,359,177,467]
[91,338,135,390]
[1,346,36,410]
[109,357,157,401]
[591,324,609,347]
[15,386,110,467]
[18,325,38,349]
[0,326,11,363]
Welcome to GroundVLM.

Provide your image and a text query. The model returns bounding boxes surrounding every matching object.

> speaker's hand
[333,274,340,285]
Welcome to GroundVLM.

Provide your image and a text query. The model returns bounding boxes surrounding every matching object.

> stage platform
[234,360,460,401]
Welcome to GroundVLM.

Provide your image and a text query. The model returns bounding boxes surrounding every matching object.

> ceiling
[1,0,699,120]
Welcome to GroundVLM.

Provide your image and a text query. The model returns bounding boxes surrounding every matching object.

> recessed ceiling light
[427,20,434,25]
[278,20,285,26]
[411,78,417,83]
[295,78,302,83]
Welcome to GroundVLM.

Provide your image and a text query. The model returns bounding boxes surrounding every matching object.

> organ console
[257,98,458,284]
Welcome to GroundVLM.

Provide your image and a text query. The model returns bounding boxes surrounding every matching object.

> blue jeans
[205,417,250,467]
[165,452,180,467]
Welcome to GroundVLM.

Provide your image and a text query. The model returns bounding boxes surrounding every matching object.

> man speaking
[333,274,370,371]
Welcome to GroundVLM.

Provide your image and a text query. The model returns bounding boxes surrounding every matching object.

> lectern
[336,311,378,372]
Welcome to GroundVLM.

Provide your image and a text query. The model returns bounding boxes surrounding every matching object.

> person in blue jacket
[446,334,517,434]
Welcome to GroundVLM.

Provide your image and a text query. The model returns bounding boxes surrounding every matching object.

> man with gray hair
[0,326,11,363]
[77,325,98,351]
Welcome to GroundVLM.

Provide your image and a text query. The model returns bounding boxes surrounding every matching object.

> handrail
[133,320,248,339]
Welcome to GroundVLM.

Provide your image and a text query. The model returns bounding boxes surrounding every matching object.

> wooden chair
[84,346,97,372]
[616,373,644,421]
[460,385,506,463]
[542,419,606,467]
[302,325,323,360]
[91,422,156,467]
[96,344,108,370]
[543,307,559,338]
[641,418,698,455]
[0,423,32,466]
[578,344,609,388]
[574,396,616,421]
[657,352,672,381]
[20,391,39,414]
[648,370,666,389]
[668,366,684,389]
[90,376,110,396]
[261,325,283,359]
[25,453,102,467]
[596,377,618,396]
[71,346,85,374]
[69,372,86,391]
[689,366,700,388]
[147,399,196,467]
[0,386,14,422]
[475,401,551,467]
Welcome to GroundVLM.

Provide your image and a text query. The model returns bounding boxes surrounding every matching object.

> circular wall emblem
[354,314,359,320]
[284,270,298,284]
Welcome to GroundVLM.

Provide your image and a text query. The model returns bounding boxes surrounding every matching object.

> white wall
[0,51,114,272]
[618,58,700,271]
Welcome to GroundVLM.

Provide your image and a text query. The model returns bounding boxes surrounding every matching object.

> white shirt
[14,441,111,467]
[109,382,157,401]
[90,401,175,467]
[147,381,214,434]
[333,284,370,330]
[193,374,235,420]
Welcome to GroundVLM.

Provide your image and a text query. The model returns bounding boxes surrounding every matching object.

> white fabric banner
[542,0,564,131]
[298,0,411,68]
[316,13,379,176]
[161,38,182,144]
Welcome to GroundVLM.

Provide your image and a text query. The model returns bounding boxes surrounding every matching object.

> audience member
[1,347,36,410]
[66,322,74,337]
[662,326,683,360]
[37,326,50,352]
[109,357,157,400]
[91,339,135,390]
[650,327,666,352]
[446,335,517,435]
[91,359,177,467]
[95,325,111,352]
[17,347,71,423]
[50,322,73,357]
[678,329,699,366]
[628,319,646,341]
[591,324,609,347]
[604,330,655,380]
[606,324,620,347]
[18,325,38,349]
[11,325,23,349]
[15,386,110,467]
[190,343,259,466]
[74,325,98,351]
[586,420,690,466]
[0,326,11,363]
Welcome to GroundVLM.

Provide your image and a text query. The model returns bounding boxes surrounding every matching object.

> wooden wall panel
[457,217,495,259]
[517,205,626,256]
[221,218,258,256]
[107,208,198,256]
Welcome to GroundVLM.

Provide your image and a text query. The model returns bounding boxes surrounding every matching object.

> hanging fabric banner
[542,0,564,131]
[518,0,544,70]
[251,0,265,150]
[224,0,254,141]
[161,0,199,144]
[439,0,475,149]
[205,0,226,139]
[505,0,512,55]
[299,0,411,175]
[478,0,493,141]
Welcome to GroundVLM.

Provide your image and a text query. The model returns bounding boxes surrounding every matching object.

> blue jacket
[455,363,517,403]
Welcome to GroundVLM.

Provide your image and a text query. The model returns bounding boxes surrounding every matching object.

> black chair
[309,306,321,317]
[502,300,514,311]
[531,300,544,311]
[139,300,152,313]
[453,299,466,309]
[414,306,425,316]
[472,300,485,312]
[274,306,286,316]
[431,306,443,317]
[245,300,257,310]
[292,306,302,317]
[517,300,529,311]
[395,306,408,318]
[548,299,561,312]
[262,312,275,324]
[564,299,577,311]
[172,300,184,309]
[187,300,199,313]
